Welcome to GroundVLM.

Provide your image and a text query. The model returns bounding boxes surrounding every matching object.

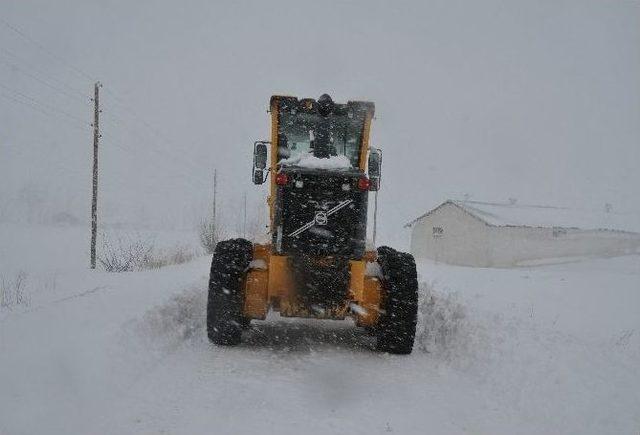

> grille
[274,171,367,258]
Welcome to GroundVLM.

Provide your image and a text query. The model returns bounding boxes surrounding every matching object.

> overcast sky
[2,0,639,245]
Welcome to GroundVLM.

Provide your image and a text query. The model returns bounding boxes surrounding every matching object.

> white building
[406,200,640,267]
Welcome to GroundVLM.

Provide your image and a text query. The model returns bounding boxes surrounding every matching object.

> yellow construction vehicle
[207,94,418,354]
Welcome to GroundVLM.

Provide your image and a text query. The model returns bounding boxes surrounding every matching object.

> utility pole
[90,81,101,269]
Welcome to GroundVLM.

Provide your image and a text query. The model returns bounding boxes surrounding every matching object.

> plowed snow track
[1,256,639,434]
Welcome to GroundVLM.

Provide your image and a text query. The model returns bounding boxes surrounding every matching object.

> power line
[99,113,207,179]
[1,91,58,120]
[98,87,214,180]
[0,48,91,102]
[101,86,208,164]
[2,17,210,186]
[0,58,89,104]
[0,81,89,127]
[0,91,90,133]
[0,17,95,82]
[2,16,214,221]
[0,95,175,215]
[100,132,210,192]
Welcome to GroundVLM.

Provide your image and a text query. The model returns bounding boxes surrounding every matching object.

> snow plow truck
[207,94,418,354]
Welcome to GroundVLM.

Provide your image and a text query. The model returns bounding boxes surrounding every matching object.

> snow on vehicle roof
[279,152,352,169]
[408,200,640,234]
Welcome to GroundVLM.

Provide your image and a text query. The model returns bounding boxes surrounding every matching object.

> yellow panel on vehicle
[348,259,383,327]
[268,255,294,299]
[244,269,269,319]
[349,260,366,301]
[358,276,382,327]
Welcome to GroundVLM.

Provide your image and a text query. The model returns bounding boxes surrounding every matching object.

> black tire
[375,246,419,354]
[239,316,252,329]
[207,238,253,345]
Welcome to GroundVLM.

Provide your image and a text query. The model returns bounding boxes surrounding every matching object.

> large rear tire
[207,238,253,345]
[375,246,419,354]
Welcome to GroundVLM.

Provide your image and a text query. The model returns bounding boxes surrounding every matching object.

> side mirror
[368,148,382,191]
[253,168,264,184]
[252,141,269,184]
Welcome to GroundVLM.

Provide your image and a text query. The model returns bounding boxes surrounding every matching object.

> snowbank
[279,152,352,169]
[1,223,639,435]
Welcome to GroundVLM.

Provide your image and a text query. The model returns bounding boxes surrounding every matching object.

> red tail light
[357,176,371,191]
[275,173,289,186]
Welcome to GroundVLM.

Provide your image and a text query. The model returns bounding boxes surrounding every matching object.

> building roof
[406,200,640,234]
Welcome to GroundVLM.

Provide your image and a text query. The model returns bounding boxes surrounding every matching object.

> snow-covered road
[1,227,639,434]
[1,258,499,435]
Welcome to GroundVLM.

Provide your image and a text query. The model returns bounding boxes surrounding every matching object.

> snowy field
[1,225,639,435]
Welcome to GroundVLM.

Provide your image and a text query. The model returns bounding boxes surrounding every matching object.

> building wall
[484,226,640,267]
[410,204,640,267]
[410,204,491,266]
